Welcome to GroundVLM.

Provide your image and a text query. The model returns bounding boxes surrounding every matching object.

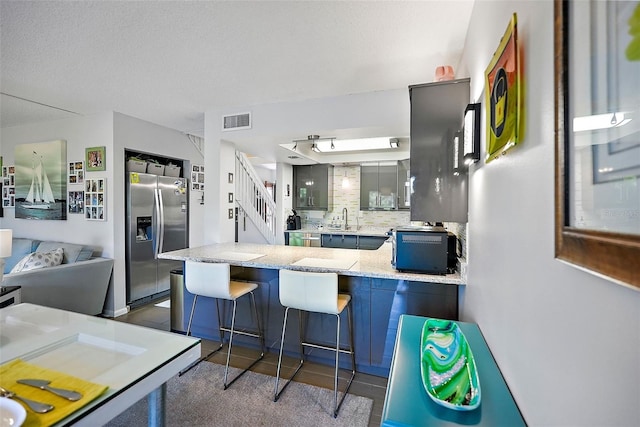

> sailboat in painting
[24,151,55,210]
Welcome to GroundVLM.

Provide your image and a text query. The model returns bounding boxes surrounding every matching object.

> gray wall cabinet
[293,164,334,210]
[360,162,400,210]
[360,160,410,211]
[397,159,411,209]
[409,79,470,223]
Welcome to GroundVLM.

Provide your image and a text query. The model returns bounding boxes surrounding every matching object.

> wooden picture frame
[554,0,640,289]
[86,146,106,172]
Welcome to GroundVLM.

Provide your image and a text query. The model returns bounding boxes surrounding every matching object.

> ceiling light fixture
[315,137,401,152]
[289,135,404,153]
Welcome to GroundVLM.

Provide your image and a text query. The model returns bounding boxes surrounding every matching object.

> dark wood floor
[115,299,387,426]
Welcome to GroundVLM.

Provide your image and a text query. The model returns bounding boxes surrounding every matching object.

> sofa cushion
[10,248,64,273]
[36,242,87,264]
[3,238,41,274]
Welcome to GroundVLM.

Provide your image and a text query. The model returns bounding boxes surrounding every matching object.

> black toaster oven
[393,226,451,274]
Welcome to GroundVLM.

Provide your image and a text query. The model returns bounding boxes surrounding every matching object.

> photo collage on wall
[191,165,205,192]
[85,178,106,221]
[2,165,16,208]
[68,161,85,214]
[68,161,85,185]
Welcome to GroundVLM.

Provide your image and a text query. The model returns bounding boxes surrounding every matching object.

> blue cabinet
[321,233,358,249]
[184,267,460,377]
[321,233,387,250]
[357,235,388,250]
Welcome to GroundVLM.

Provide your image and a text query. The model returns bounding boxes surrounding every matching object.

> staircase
[235,151,277,244]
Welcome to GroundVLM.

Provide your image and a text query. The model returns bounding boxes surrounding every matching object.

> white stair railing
[235,151,277,244]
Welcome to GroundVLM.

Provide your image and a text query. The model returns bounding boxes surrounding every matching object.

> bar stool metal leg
[275,307,305,401]
[333,313,341,417]
[275,269,356,417]
[219,290,265,389]
[332,302,356,417]
[274,303,356,418]
[180,295,224,376]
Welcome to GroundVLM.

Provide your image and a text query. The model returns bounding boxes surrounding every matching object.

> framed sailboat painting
[14,139,67,220]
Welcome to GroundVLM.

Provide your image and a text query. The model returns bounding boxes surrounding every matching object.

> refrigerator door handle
[153,188,161,258]
[157,187,165,255]
[153,188,159,257]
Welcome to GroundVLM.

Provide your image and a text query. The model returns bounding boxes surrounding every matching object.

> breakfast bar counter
[158,241,464,285]
[159,242,465,377]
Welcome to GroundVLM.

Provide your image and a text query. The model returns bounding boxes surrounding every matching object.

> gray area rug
[105,361,373,426]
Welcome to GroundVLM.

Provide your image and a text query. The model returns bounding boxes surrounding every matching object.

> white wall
[113,113,204,315]
[0,112,204,317]
[460,2,640,426]
[0,113,115,253]
[204,89,410,243]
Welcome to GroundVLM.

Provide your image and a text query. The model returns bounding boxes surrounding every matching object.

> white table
[0,303,201,426]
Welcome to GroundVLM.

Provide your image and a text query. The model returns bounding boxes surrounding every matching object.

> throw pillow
[9,248,64,273]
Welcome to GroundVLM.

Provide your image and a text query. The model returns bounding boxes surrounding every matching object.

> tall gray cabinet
[409,79,470,223]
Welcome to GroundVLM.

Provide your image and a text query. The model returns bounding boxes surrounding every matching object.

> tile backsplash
[299,165,409,231]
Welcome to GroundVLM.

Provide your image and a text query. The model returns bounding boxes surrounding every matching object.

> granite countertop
[159,241,464,285]
[284,227,391,237]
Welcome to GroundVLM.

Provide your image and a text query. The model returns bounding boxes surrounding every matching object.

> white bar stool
[182,260,265,389]
[274,269,356,417]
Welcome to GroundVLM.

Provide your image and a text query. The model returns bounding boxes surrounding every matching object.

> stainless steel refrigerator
[126,172,188,306]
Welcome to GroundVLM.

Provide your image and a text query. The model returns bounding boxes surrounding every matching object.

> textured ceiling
[0,0,474,162]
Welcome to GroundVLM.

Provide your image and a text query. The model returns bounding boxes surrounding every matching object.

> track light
[289,135,403,153]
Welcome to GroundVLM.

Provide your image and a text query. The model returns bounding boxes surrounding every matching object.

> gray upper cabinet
[360,160,410,211]
[360,162,403,210]
[409,79,470,223]
[397,159,410,210]
[293,164,334,210]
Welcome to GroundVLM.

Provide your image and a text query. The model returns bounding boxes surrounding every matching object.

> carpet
[105,361,373,427]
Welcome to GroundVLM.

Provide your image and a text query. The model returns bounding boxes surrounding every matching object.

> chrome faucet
[342,207,348,230]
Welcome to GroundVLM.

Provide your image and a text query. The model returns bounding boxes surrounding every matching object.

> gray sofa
[2,238,113,316]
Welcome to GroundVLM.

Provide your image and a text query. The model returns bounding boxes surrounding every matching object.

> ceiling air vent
[222,112,251,131]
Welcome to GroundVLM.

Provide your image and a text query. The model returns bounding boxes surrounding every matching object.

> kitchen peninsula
[159,241,464,376]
